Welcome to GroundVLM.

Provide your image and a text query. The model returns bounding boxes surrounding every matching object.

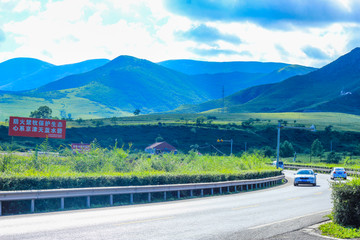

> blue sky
[0,0,359,67]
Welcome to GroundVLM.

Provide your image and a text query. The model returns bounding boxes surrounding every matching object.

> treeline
[1,123,360,156]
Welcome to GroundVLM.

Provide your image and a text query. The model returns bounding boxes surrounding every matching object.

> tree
[311,139,324,158]
[263,146,275,157]
[280,140,294,157]
[196,116,206,125]
[133,109,141,115]
[326,151,341,164]
[30,106,52,119]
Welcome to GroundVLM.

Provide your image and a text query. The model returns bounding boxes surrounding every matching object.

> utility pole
[217,139,233,155]
[222,85,225,114]
[276,122,316,169]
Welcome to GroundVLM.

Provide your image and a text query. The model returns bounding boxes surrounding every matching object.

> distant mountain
[189,65,316,98]
[175,48,360,115]
[0,58,110,91]
[0,56,214,120]
[158,59,290,75]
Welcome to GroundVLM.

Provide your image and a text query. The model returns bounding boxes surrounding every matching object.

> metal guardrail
[0,175,284,216]
[284,164,360,176]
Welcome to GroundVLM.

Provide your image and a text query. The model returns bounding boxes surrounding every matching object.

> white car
[294,169,317,186]
[330,167,347,180]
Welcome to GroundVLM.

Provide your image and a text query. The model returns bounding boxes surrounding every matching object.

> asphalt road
[0,171,333,240]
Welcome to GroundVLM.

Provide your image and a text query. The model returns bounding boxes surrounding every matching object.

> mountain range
[0,55,316,120]
[175,48,360,115]
[2,47,359,120]
[0,58,110,91]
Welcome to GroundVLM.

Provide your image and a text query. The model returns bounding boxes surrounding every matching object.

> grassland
[63,112,360,132]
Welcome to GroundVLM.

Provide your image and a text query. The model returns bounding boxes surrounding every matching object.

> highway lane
[0,171,333,240]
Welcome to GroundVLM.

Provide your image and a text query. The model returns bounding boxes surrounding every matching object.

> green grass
[320,222,360,239]
[67,112,360,132]
[3,111,360,132]
[0,146,275,178]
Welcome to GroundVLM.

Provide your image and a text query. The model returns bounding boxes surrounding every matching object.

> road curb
[303,221,342,240]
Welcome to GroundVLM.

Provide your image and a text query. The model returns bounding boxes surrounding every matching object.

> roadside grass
[320,221,360,239]
[0,146,276,180]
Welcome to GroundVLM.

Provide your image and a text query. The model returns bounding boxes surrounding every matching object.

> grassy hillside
[176,48,360,115]
[0,56,215,120]
[1,112,360,156]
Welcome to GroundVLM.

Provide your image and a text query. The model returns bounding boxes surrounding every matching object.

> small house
[145,141,178,155]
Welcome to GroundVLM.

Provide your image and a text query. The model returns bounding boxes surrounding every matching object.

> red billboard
[71,143,91,153]
[9,116,66,139]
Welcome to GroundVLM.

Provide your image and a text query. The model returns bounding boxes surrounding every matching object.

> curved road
[0,171,333,240]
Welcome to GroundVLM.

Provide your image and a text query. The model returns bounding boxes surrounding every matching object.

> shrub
[332,179,360,228]
[326,152,341,164]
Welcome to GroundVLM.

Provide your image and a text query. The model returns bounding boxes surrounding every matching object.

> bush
[332,179,360,228]
[326,151,341,164]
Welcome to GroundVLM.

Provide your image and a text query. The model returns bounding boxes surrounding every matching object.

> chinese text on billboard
[9,116,66,139]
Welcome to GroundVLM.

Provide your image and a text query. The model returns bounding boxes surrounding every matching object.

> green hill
[0,56,213,120]
[176,48,360,115]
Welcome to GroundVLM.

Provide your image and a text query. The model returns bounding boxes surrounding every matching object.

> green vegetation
[0,143,279,191]
[320,178,360,238]
[320,221,360,239]
[1,111,360,158]
[177,48,360,115]
[29,105,53,119]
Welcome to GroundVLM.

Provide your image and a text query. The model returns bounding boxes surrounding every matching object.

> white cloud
[0,0,358,67]
[13,0,42,13]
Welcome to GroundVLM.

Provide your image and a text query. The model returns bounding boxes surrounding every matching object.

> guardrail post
[61,198,64,210]
[219,187,222,194]
[211,188,214,195]
[201,189,204,197]
[190,190,193,197]
[87,196,90,208]
[31,199,35,213]
[0,201,2,216]
[246,185,248,191]
[177,191,181,199]
[227,186,230,193]
[110,195,113,206]
[164,192,167,200]
[130,194,134,204]
[148,193,151,202]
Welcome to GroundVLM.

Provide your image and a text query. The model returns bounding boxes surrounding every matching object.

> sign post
[8,116,66,139]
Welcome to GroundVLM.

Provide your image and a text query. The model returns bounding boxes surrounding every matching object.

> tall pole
[222,85,225,114]
[230,139,233,155]
[276,122,281,169]
[330,140,333,152]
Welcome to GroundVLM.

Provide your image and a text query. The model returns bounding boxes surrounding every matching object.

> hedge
[332,179,360,228]
[0,169,282,191]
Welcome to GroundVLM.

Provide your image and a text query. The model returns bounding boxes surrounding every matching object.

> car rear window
[297,170,313,175]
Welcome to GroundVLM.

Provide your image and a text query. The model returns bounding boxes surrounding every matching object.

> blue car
[330,167,347,180]
[294,169,317,186]
[272,161,284,169]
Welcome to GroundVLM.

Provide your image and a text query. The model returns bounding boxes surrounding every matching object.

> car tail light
[333,172,336,174]
[344,171,346,174]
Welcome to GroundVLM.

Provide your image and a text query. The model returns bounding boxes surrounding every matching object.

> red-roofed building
[145,141,178,155]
